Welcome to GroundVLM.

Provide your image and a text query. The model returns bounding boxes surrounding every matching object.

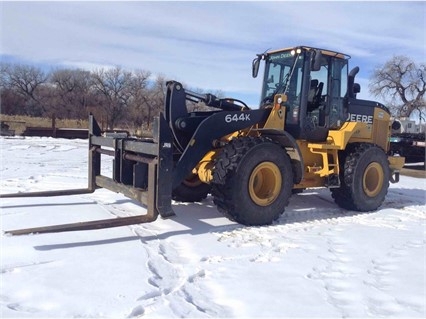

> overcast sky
[1,1,425,106]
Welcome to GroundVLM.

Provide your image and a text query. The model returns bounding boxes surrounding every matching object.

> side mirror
[252,56,261,78]
[353,83,361,94]
[311,49,322,72]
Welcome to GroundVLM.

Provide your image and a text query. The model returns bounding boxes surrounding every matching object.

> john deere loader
[1,45,405,235]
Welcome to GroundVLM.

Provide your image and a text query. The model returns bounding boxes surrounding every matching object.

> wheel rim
[248,162,282,206]
[363,162,384,197]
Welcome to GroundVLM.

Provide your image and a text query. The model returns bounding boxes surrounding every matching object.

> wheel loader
[1,45,405,235]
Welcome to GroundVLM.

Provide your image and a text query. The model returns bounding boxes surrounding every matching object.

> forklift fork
[1,114,174,235]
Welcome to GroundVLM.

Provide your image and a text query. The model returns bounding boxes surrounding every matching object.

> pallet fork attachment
[1,114,175,235]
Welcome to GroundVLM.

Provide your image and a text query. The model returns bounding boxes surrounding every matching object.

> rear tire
[212,137,293,226]
[331,143,390,211]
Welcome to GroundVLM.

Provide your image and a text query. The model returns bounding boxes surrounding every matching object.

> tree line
[0,63,213,130]
[1,55,424,129]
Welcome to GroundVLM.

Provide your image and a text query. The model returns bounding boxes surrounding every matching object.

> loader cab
[254,46,350,141]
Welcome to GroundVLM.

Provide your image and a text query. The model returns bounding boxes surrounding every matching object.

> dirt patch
[1,115,88,135]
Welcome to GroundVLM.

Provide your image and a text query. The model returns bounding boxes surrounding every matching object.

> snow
[1,136,425,318]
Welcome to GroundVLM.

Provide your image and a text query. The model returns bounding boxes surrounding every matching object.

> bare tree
[143,74,167,129]
[0,63,10,89]
[127,69,152,128]
[2,63,48,115]
[91,66,133,129]
[0,87,27,115]
[369,56,426,121]
[0,63,24,114]
[133,75,166,128]
[50,68,93,119]
[0,62,228,129]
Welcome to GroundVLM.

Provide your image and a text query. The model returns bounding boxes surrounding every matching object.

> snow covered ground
[1,136,425,318]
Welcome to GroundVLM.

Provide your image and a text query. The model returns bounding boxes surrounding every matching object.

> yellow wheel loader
[1,46,405,235]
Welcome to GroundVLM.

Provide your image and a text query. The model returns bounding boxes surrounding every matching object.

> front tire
[331,143,390,211]
[212,137,293,226]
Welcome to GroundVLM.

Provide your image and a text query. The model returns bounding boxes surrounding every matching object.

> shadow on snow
[4,186,420,251]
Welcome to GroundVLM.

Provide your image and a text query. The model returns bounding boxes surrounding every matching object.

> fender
[254,128,304,184]
[172,109,270,189]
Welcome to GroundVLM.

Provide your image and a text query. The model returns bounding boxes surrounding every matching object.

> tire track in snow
[0,260,58,315]
[364,239,426,316]
[128,227,229,318]
[305,218,425,317]
[306,227,363,317]
[6,302,40,314]
[215,224,301,263]
[1,260,56,274]
[96,194,231,316]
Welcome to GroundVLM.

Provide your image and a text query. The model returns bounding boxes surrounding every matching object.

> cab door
[307,55,348,130]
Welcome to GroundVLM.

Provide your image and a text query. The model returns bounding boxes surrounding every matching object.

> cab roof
[267,45,351,60]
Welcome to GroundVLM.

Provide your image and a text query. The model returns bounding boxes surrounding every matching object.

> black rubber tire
[212,137,293,226]
[172,175,211,202]
[292,188,305,194]
[331,143,390,211]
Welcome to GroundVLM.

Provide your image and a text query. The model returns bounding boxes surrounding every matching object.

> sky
[1,1,425,107]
